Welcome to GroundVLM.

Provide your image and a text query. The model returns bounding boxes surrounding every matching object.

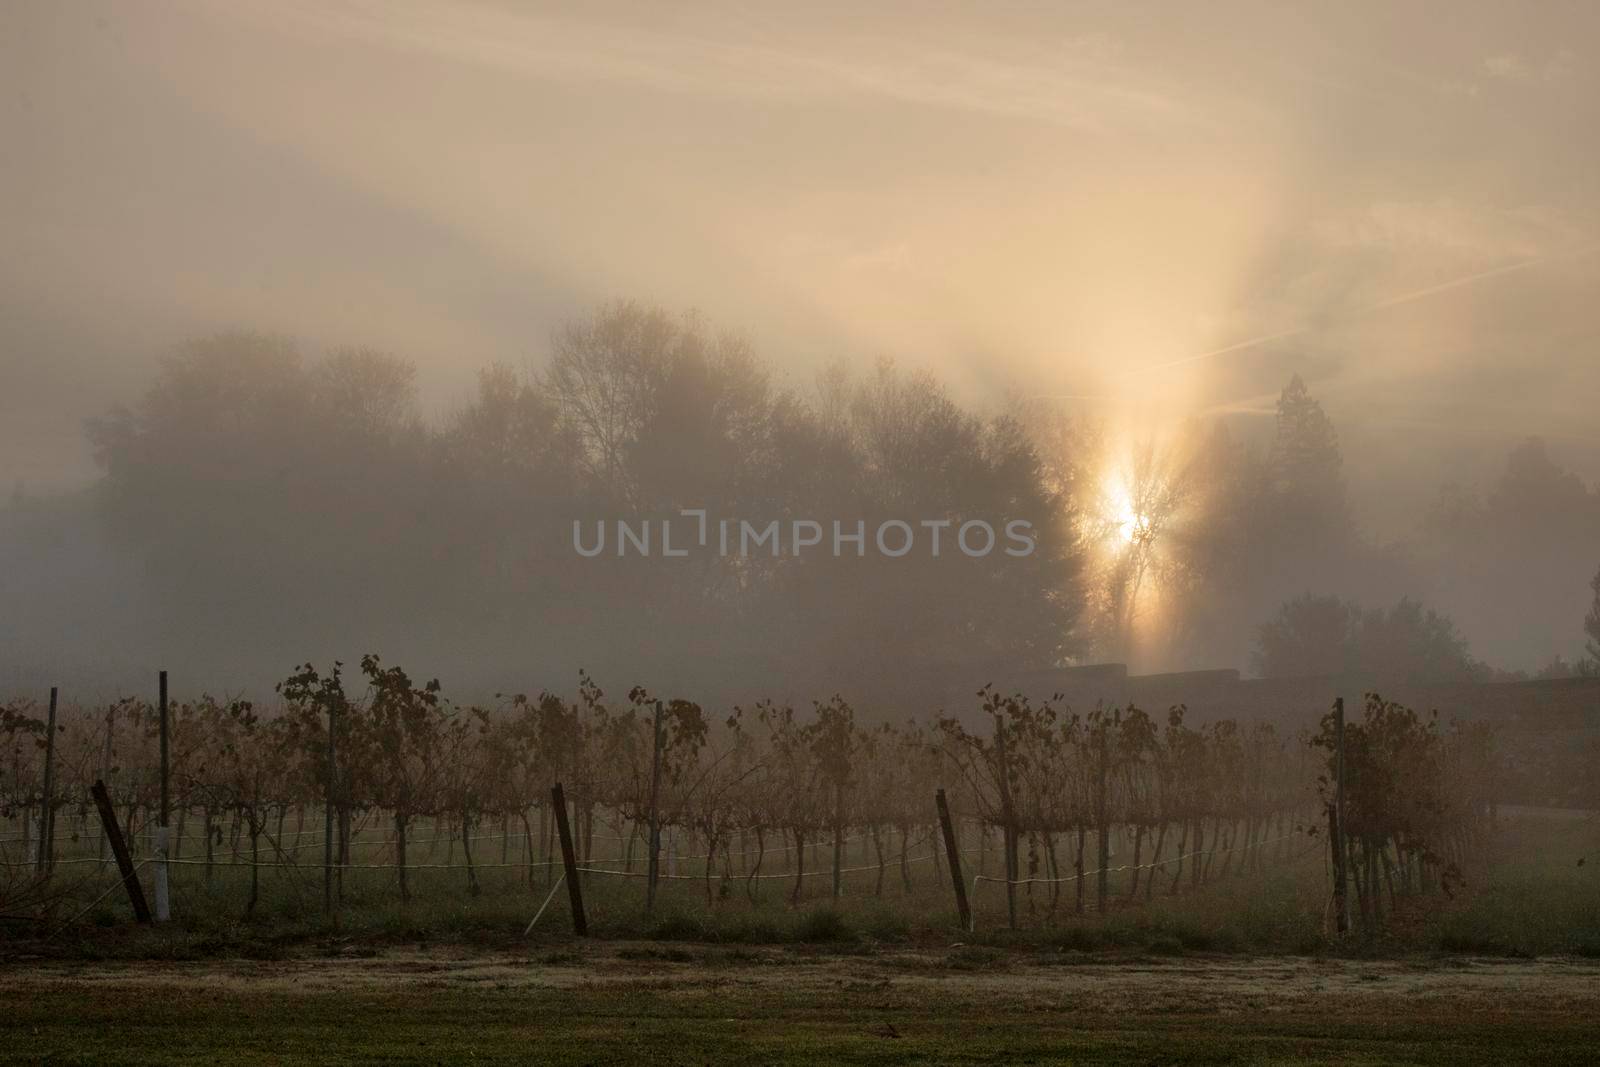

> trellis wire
[964,827,1318,933]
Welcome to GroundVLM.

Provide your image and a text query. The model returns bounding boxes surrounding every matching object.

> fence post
[832,776,844,901]
[324,696,337,918]
[993,717,1018,930]
[91,779,151,923]
[1331,696,1350,935]
[935,789,972,932]
[1096,714,1111,912]
[645,701,664,915]
[36,687,58,874]
[98,702,115,868]
[154,670,171,922]
[551,782,587,936]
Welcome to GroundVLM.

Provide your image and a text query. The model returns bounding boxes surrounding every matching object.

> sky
[4,0,1599,537]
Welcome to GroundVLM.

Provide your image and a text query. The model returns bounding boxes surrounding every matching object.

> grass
[7,811,1598,964]
[6,813,1598,1063]
[6,949,1600,1065]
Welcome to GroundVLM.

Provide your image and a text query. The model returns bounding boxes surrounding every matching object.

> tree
[311,347,419,440]
[351,655,448,903]
[1488,438,1591,530]
[617,685,708,908]
[74,305,1090,709]
[1017,375,1369,673]
[768,361,1085,698]
[1310,695,1496,930]
[193,697,288,916]
[85,331,309,559]
[1253,594,1487,684]
[1089,437,1198,660]
[1251,594,1357,679]
[276,661,352,895]
[543,301,681,504]
[83,333,435,667]
[1414,437,1600,674]
[1269,374,1346,520]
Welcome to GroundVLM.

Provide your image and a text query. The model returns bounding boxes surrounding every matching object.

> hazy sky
[5,1,1598,534]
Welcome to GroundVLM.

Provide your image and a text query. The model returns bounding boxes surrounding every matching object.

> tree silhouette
[1253,594,1486,684]
[1269,374,1349,533]
[75,305,1085,703]
[1415,436,1600,672]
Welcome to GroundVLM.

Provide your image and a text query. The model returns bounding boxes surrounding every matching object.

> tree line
[68,305,1080,707]
[3,301,1596,698]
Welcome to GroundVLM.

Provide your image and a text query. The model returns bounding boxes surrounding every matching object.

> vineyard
[0,657,1513,949]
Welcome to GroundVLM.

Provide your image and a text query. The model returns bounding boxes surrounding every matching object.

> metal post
[645,701,664,915]
[994,717,1018,930]
[98,702,115,867]
[324,696,337,916]
[1332,696,1350,935]
[1096,716,1110,912]
[159,670,170,825]
[155,670,170,922]
[832,777,844,901]
[36,687,58,874]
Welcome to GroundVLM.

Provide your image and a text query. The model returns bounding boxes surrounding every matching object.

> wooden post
[832,776,844,901]
[1331,696,1350,935]
[993,717,1018,930]
[551,783,587,935]
[98,702,115,868]
[158,670,170,827]
[36,687,58,874]
[91,779,151,923]
[324,696,337,917]
[155,670,170,922]
[1096,715,1110,912]
[935,789,972,932]
[645,701,664,914]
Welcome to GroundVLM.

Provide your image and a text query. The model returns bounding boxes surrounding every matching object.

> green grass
[8,814,1598,1064]
[6,961,1600,1065]
[11,812,1599,963]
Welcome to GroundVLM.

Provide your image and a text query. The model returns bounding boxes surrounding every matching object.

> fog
[3,2,1598,703]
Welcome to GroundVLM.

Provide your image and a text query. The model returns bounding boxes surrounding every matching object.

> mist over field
[9,13,1600,1064]
[3,1,1599,704]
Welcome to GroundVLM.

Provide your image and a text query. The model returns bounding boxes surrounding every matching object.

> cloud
[1484,49,1575,84]
[1313,200,1577,260]
[249,1,1204,134]
[3,0,1598,508]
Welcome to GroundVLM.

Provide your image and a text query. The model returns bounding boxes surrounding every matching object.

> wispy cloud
[250,0,1204,133]
[1484,49,1575,84]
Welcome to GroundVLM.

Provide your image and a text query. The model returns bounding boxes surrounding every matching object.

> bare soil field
[5,944,1599,1064]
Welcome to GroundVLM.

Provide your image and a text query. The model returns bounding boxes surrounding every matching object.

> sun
[1101,475,1146,545]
